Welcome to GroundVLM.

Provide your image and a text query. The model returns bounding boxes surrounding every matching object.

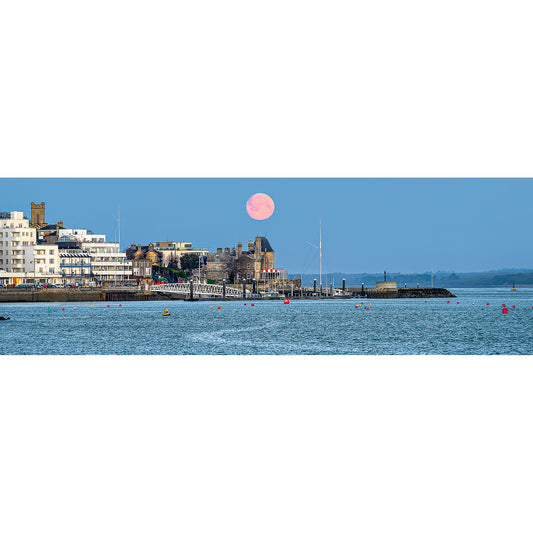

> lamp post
[29,259,35,286]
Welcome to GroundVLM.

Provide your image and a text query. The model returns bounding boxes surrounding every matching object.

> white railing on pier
[149,282,251,298]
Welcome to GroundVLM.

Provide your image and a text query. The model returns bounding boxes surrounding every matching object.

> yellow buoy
[89,306,93,309]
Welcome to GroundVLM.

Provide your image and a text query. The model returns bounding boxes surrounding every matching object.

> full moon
[246,193,275,220]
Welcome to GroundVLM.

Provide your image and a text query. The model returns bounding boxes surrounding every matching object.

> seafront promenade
[0,286,456,303]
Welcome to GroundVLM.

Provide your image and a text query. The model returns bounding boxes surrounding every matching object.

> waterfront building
[58,228,132,284]
[31,244,61,284]
[258,269,302,294]
[126,243,162,265]
[0,211,61,285]
[126,241,209,270]
[206,236,275,283]
[152,241,209,268]
[131,256,153,286]
[37,221,64,244]
[205,246,236,282]
[259,268,289,281]
[0,211,34,282]
[126,245,154,286]
[57,239,92,285]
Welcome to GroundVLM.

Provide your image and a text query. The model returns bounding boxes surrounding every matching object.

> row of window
[0,258,55,264]
[0,224,25,230]
[0,231,33,237]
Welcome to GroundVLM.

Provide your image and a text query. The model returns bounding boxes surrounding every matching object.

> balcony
[92,270,133,276]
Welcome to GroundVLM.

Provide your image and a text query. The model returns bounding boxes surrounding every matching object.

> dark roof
[57,241,81,250]
[260,237,274,253]
[39,224,59,231]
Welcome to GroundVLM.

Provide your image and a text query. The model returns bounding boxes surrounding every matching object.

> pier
[0,285,456,303]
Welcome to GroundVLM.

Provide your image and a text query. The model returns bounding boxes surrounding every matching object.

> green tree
[180,253,201,275]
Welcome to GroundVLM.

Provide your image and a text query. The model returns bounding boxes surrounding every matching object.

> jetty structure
[0,271,456,302]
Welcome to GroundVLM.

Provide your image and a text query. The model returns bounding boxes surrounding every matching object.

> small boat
[0,316,11,321]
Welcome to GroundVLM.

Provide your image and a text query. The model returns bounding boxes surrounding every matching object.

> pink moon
[246,193,275,220]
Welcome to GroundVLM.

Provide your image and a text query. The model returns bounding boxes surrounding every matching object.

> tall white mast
[118,206,121,282]
[306,217,323,293]
[319,217,322,290]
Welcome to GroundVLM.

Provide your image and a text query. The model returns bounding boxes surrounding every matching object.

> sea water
[0,288,532,355]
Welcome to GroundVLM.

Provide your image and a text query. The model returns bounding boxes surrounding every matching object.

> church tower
[30,201,46,228]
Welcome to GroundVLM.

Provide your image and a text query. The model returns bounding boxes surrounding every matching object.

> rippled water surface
[1,288,532,354]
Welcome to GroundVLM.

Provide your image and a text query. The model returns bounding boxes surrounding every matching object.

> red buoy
[512,305,515,308]
[284,298,290,304]
[457,302,460,304]
[502,308,509,314]
[62,308,65,311]
[447,301,450,303]
[251,303,254,306]
[107,305,110,307]
[486,303,489,305]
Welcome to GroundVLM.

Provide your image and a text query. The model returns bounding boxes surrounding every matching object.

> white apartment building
[57,239,92,285]
[0,211,61,285]
[58,228,132,283]
[31,244,61,283]
[152,241,209,267]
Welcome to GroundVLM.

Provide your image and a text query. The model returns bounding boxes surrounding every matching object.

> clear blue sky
[1,178,531,273]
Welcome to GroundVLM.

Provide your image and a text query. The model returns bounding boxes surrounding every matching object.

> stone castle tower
[30,202,46,228]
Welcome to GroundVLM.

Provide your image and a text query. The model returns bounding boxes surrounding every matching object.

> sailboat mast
[118,205,121,282]
[319,217,322,290]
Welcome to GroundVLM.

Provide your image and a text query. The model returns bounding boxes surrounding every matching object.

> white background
[1,1,533,532]
[0,1,532,177]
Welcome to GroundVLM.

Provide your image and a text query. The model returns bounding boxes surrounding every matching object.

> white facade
[152,241,209,267]
[0,211,61,285]
[58,247,92,285]
[58,228,132,282]
[30,244,61,282]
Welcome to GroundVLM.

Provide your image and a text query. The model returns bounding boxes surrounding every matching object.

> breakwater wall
[345,287,456,299]
[0,288,172,303]
[0,287,455,303]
